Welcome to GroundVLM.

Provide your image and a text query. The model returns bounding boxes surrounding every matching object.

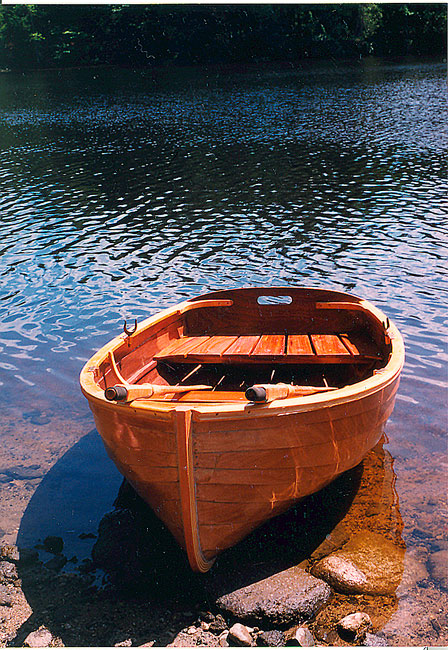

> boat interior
[96,289,392,402]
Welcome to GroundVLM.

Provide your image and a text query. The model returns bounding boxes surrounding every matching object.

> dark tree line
[0,4,446,70]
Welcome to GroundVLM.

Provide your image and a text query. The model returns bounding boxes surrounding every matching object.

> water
[0,59,447,643]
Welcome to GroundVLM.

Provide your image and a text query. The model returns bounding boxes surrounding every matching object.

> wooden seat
[154,332,381,365]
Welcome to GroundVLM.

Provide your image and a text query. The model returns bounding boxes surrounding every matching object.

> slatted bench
[154,332,382,365]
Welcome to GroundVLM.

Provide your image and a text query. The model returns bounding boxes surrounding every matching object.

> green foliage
[0,4,445,70]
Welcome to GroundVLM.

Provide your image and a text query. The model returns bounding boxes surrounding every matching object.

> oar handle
[245,383,337,403]
[105,383,212,402]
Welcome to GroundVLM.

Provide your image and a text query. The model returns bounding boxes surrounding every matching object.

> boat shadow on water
[11,430,405,646]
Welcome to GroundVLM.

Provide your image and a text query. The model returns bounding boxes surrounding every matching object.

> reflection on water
[0,59,447,644]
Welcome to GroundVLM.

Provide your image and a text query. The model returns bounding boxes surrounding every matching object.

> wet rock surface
[216,566,331,626]
[312,532,405,595]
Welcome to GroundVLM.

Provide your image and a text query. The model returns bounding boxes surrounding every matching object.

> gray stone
[256,630,285,646]
[216,566,332,626]
[312,532,405,595]
[23,626,54,648]
[337,612,372,643]
[228,623,254,646]
[428,550,448,591]
[286,626,315,646]
[0,585,13,606]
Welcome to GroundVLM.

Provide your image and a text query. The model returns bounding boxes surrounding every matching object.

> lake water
[0,59,447,644]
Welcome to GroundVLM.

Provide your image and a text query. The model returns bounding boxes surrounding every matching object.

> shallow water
[0,59,447,643]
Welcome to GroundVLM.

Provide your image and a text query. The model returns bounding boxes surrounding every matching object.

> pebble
[337,612,372,643]
[312,532,405,595]
[23,626,54,648]
[228,623,254,647]
[217,566,332,626]
[218,631,230,647]
[285,626,315,646]
[256,630,285,646]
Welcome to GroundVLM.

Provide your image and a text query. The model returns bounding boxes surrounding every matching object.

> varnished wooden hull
[80,287,404,571]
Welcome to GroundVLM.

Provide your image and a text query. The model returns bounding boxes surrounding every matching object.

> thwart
[80,287,404,572]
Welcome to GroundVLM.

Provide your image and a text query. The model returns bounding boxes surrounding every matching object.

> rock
[428,550,448,591]
[0,545,20,561]
[256,630,285,646]
[0,560,19,584]
[337,612,372,643]
[311,532,405,595]
[228,623,254,646]
[218,631,230,647]
[208,614,228,635]
[216,566,332,626]
[0,585,13,606]
[43,536,64,554]
[44,554,67,572]
[285,626,315,646]
[23,626,54,648]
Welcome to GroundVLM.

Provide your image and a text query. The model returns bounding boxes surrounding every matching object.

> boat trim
[174,407,214,572]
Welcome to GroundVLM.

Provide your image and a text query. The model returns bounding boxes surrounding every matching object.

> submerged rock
[43,536,64,554]
[216,566,332,626]
[311,531,404,595]
[337,612,372,643]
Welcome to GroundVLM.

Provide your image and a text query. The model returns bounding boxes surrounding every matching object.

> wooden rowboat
[80,287,404,572]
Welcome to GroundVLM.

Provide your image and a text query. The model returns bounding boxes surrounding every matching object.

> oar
[245,383,338,403]
[105,383,212,402]
[104,351,211,402]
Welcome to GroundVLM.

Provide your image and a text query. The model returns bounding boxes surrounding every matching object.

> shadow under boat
[12,431,405,646]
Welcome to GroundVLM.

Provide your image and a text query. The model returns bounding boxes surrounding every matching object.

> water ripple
[0,61,446,423]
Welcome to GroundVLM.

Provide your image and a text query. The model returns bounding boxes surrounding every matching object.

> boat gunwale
[80,287,405,419]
